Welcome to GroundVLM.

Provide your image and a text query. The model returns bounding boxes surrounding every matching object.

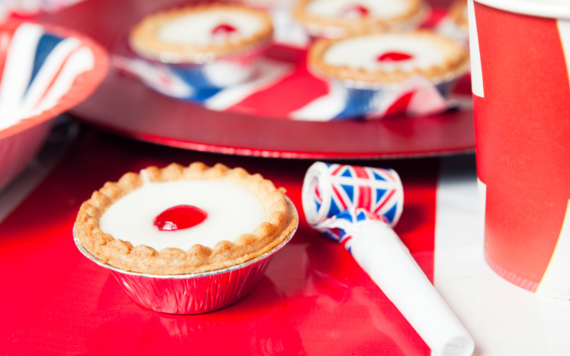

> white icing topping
[99,178,265,251]
[306,0,409,20]
[157,10,265,47]
[323,34,446,73]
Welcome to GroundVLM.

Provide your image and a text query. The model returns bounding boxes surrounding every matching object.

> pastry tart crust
[309,30,470,84]
[449,0,468,32]
[227,0,293,8]
[74,162,298,275]
[292,0,424,38]
[129,4,273,63]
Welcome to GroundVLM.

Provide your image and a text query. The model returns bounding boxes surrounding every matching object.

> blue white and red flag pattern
[113,55,294,113]
[114,53,461,121]
[0,22,94,130]
[302,162,404,253]
[109,10,467,122]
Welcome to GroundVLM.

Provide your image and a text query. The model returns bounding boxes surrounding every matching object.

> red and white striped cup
[469,0,570,299]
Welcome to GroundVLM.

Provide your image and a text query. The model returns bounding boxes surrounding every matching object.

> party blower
[302,162,474,356]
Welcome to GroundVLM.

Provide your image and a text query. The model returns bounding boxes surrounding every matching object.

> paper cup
[470,0,570,299]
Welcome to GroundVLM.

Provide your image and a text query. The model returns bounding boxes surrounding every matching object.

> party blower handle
[302,162,474,356]
[352,222,474,356]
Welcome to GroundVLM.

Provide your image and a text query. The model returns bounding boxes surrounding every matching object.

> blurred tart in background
[129,4,273,64]
[292,0,426,39]
[308,30,469,84]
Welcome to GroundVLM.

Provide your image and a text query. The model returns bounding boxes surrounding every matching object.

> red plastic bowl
[0,20,108,191]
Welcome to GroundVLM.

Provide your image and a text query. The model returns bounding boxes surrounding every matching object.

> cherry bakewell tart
[292,0,426,39]
[308,30,469,85]
[129,4,273,64]
[74,163,299,275]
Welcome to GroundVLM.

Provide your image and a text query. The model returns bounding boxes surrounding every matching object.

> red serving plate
[35,0,474,159]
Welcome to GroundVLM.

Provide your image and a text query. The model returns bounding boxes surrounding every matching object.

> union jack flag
[0,22,95,130]
[113,54,293,112]
[116,53,458,121]
[303,162,404,253]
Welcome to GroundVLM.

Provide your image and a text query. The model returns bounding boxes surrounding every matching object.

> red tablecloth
[0,128,439,355]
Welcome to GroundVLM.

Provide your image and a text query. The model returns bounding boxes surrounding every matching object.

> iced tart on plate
[129,4,273,63]
[292,0,426,39]
[74,163,298,275]
[308,30,469,84]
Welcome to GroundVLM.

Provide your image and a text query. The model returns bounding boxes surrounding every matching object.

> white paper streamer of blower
[302,162,474,356]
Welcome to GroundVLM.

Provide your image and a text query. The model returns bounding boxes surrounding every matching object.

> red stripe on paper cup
[472,0,570,299]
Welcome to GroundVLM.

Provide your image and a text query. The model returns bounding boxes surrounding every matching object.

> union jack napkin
[114,52,459,121]
[302,162,474,356]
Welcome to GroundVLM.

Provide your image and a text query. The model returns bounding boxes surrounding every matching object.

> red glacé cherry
[342,4,370,17]
[377,52,413,62]
[154,205,207,231]
[212,24,237,35]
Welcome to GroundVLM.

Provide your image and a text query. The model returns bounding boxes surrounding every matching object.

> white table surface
[436,155,570,356]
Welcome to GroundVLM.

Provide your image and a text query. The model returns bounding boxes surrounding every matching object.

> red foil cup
[470,0,570,299]
[73,199,298,314]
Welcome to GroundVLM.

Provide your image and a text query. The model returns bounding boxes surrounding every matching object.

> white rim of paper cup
[475,0,570,20]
